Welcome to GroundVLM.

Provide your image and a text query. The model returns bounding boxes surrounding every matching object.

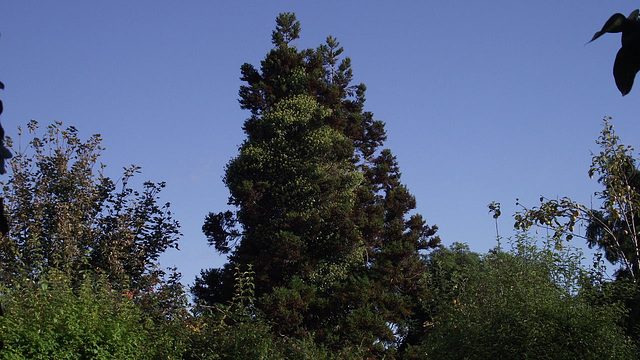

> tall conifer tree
[195,13,439,352]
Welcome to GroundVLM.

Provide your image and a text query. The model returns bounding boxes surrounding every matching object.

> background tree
[0,121,193,358]
[0,120,181,293]
[514,117,640,342]
[402,242,481,351]
[406,236,636,360]
[196,12,439,353]
[514,118,640,280]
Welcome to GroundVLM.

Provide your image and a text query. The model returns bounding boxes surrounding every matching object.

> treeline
[0,13,639,359]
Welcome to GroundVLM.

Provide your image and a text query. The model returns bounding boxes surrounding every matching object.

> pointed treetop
[271,12,301,47]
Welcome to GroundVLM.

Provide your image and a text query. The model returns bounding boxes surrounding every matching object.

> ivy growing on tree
[194,12,440,353]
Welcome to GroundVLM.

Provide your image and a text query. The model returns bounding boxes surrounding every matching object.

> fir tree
[195,12,439,353]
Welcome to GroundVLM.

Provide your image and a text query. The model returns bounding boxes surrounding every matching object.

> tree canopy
[195,12,440,353]
[0,121,181,291]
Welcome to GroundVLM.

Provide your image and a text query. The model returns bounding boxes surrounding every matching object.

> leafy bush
[0,271,184,359]
[184,266,378,360]
[410,235,637,360]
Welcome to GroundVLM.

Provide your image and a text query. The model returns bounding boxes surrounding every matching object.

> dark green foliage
[185,310,375,360]
[271,12,301,47]
[186,266,376,360]
[192,266,236,305]
[197,12,439,354]
[409,242,481,344]
[202,210,240,254]
[223,94,362,292]
[407,237,636,360]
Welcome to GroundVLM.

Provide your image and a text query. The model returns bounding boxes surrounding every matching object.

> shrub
[0,271,183,359]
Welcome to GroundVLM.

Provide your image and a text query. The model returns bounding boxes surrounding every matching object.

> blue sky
[2,1,640,286]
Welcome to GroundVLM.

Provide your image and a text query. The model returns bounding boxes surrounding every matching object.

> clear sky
[1,1,640,286]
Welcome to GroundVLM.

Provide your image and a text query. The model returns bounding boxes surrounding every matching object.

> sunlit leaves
[0,271,182,359]
[514,117,640,282]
